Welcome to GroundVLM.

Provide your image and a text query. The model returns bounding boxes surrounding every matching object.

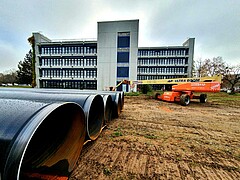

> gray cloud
[146,0,240,64]
[0,42,19,72]
[0,0,239,73]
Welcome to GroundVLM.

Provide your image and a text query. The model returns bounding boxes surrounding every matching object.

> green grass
[125,92,140,96]
[194,92,240,107]
[208,92,240,101]
[144,133,158,139]
[103,167,112,176]
[111,127,123,137]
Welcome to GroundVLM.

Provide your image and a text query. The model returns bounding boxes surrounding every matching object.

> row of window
[40,46,97,55]
[40,80,97,89]
[117,33,130,79]
[138,58,187,66]
[40,69,97,78]
[137,75,181,80]
[138,49,188,57]
[138,67,186,74]
[40,58,97,67]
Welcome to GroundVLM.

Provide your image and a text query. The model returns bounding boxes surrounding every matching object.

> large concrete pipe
[99,91,124,114]
[34,91,113,125]
[120,91,124,110]
[0,99,85,180]
[102,95,113,124]
[0,88,122,118]
[21,89,113,124]
[43,89,123,118]
[0,90,104,141]
[52,90,122,118]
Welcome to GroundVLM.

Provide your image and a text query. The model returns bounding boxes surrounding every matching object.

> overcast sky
[0,0,239,73]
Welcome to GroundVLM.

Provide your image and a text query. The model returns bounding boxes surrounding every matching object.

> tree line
[0,50,32,86]
[195,57,240,92]
[0,51,239,92]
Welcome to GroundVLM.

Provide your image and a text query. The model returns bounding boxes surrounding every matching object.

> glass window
[118,36,130,48]
[117,67,129,77]
[117,52,129,63]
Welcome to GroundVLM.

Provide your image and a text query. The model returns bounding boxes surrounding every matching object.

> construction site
[0,75,239,180]
[70,92,240,179]
[69,76,240,179]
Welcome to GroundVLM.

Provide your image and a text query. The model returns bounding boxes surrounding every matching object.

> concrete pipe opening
[2,102,86,180]
[0,88,124,118]
[99,92,122,119]
[84,95,104,141]
[114,93,122,118]
[102,95,113,124]
[0,90,105,143]
[120,91,124,110]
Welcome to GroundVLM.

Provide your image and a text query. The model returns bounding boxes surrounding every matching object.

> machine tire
[155,93,161,100]
[180,94,190,106]
[200,94,207,103]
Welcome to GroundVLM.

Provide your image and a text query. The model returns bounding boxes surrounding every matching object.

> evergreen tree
[17,50,32,84]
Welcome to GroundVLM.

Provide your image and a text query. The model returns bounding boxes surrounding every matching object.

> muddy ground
[70,93,240,180]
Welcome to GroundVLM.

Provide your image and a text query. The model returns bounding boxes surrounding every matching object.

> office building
[33,19,194,92]
[33,33,97,89]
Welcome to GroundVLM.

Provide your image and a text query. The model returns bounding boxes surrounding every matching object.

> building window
[117,52,129,63]
[117,67,129,77]
[118,36,130,48]
[118,32,130,48]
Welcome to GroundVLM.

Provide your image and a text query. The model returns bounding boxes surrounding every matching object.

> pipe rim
[102,95,113,124]
[83,95,104,141]
[112,93,121,118]
[3,102,85,180]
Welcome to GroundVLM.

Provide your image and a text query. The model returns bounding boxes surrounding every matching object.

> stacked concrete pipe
[0,88,124,118]
[0,99,85,179]
[0,90,104,141]
[0,88,124,179]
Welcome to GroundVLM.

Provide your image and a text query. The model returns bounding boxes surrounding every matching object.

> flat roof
[138,46,189,49]
[97,19,139,23]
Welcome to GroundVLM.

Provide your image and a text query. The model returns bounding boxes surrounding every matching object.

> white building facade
[33,19,194,92]
[97,20,139,91]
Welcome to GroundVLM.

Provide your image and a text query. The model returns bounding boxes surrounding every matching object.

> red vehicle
[155,82,221,106]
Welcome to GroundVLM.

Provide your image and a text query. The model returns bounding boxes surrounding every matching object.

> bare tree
[194,57,240,93]
[198,57,227,77]
[0,70,17,85]
[194,58,203,77]
[222,65,240,93]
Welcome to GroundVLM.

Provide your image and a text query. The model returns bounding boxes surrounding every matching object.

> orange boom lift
[155,81,221,106]
[112,75,221,106]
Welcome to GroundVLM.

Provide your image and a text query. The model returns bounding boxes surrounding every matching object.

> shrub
[141,84,153,94]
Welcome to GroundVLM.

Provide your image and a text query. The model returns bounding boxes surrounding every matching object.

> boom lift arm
[130,75,222,86]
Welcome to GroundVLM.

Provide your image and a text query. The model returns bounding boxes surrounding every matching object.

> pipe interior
[87,96,104,140]
[121,92,124,110]
[104,96,113,124]
[19,103,85,179]
[116,94,122,118]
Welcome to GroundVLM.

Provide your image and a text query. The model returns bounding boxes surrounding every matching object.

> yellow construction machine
[129,74,222,86]
[110,75,222,90]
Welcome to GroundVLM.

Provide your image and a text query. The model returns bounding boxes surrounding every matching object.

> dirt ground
[70,93,240,180]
